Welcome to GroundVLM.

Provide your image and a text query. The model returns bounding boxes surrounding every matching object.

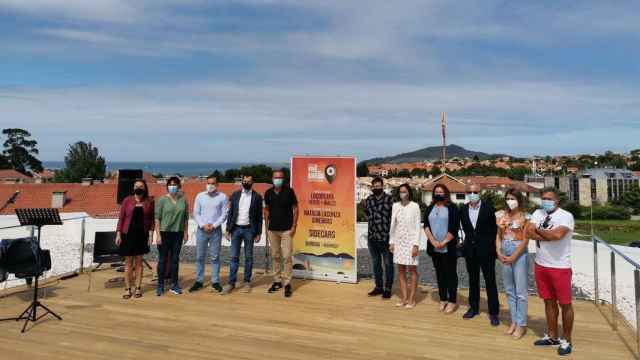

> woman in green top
[154,176,189,296]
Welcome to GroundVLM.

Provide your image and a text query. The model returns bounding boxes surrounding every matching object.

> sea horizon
[43,161,289,177]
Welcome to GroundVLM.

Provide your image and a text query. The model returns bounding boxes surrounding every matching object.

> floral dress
[389,201,422,266]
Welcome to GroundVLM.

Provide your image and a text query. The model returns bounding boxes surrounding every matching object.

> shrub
[590,205,631,220]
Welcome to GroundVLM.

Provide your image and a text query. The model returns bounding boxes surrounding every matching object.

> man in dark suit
[460,184,500,326]
[223,174,263,294]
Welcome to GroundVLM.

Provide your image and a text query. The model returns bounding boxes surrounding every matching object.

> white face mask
[206,184,216,193]
[399,192,409,201]
[506,199,519,210]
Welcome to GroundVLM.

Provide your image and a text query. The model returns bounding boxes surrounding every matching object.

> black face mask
[433,194,446,202]
[242,182,252,190]
[372,188,383,196]
[134,188,146,196]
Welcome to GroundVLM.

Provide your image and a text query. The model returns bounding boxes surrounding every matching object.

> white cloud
[2,80,638,161]
[1,1,639,161]
[0,0,140,23]
[38,28,120,44]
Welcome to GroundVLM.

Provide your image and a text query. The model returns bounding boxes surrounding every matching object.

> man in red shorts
[527,187,575,356]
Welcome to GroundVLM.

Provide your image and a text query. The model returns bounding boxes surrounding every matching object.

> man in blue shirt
[189,175,229,293]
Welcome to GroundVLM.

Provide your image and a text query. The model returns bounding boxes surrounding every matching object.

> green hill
[363,144,507,164]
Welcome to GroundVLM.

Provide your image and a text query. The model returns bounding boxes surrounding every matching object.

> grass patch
[575,220,640,246]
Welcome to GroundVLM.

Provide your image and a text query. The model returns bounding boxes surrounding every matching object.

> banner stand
[290,156,357,284]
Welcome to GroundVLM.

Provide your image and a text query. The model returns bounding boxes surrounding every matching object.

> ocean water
[43,161,288,177]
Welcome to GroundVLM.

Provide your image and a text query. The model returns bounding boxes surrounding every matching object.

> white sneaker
[240,282,252,293]
[558,339,572,356]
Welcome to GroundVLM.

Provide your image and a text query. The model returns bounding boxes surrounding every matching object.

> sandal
[134,287,143,298]
[122,288,132,300]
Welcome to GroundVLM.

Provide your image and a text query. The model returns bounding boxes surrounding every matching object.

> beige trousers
[268,230,293,285]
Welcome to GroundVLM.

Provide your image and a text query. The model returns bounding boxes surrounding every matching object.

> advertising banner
[290,156,357,283]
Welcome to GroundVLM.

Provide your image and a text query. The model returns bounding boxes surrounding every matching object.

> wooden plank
[0,264,634,360]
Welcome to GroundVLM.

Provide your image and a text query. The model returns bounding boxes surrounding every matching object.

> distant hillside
[364,144,508,164]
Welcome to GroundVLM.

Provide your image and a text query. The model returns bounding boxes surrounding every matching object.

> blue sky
[1,0,639,162]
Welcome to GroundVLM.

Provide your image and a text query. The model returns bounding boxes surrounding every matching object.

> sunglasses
[536,215,552,248]
[467,191,479,194]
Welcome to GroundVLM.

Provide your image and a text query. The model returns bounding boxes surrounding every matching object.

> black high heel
[122,288,132,299]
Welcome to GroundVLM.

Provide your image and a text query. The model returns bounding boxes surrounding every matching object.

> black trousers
[368,240,394,291]
[157,231,183,289]
[431,253,458,303]
[465,252,500,315]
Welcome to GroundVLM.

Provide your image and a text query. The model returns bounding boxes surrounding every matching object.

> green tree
[55,141,106,183]
[222,164,279,183]
[357,200,367,222]
[0,154,10,170]
[621,185,640,215]
[481,190,504,210]
[1,128,43,174]
[357,162,369,177]
[209,170,223,180]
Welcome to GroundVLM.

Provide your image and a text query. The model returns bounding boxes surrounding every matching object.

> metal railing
[593,235,640,354]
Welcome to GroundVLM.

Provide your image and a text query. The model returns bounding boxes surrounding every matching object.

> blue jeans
[501,240,528,326]
[195,227,222,284]
[368,240,394,291]
[157,231,183,290]
[228,227,256,285]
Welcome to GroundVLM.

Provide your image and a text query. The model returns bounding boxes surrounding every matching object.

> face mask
[134,188,145,196]
[541,199,556,213]
[206,184,216,193]
[273,179,284,188]
[467,193,480,203]
[372,188,383,196]
[167,185,178,194]
[433,194,446,202]
[399,192,409,200]
[506,199,519,210]
[242,182,252,191]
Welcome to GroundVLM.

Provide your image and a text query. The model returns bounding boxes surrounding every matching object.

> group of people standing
[114,171,575,357]
[364,177,575,357]
[115,170,299,300]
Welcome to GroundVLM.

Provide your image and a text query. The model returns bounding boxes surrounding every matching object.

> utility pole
[441,112,447,173]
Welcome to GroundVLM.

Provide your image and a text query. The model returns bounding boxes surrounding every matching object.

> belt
[236,224,252,229]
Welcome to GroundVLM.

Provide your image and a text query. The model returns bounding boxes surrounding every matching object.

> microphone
[7,190,20,204]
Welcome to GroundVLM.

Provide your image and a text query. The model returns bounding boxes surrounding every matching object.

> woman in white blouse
[389,183,422,309]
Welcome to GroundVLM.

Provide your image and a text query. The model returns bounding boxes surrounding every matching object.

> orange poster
[290,156,357,283]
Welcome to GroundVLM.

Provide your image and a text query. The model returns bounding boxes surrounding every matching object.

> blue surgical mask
[541,199,556,213]
[168,185,178,194]
[467,193,480,203]
[273,179,284,187]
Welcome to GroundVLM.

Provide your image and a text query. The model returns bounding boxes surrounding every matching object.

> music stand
[0,208,63,332]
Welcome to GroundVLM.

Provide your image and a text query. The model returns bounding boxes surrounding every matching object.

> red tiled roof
[421,174,467,193]
[422,175,539,194]
[0,169,30,180]
[34,169,56,179]
[0,182,272,218]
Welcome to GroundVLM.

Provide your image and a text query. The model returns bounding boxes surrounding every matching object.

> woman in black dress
[116,179,154,299]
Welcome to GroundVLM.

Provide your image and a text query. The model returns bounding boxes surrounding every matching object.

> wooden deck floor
[0,264,635,360]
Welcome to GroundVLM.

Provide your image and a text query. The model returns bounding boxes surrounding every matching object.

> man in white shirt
[223,175,263,295]
[189,176,228,293]
[527,187,575,357]
[459,184,499,326]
